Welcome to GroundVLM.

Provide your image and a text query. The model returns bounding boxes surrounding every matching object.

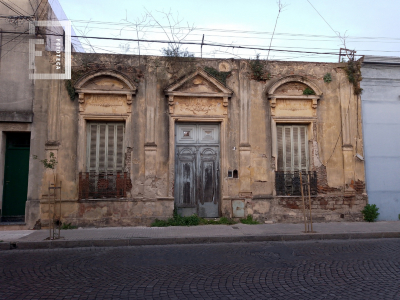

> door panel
[198,147,219,217]
[198,125,219,144]
[175,147,196,216]
[175,124,220,218]
[2,133,31,219]
[176,125,197,144]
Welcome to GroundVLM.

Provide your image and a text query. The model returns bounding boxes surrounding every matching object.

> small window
[87,122,125,173]
[233,170,238,178]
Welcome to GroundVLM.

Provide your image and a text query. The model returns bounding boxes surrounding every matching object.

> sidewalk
[0,221,399,250]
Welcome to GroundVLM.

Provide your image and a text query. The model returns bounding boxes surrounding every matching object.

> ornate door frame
[174,123,221,217]
[168,116,227,216]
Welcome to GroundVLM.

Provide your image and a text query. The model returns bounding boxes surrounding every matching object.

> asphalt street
[1,239,399,299]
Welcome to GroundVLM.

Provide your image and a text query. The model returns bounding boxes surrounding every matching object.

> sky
[56,0,400,62]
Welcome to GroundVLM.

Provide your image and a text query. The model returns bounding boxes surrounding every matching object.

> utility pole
[201,34,204,58]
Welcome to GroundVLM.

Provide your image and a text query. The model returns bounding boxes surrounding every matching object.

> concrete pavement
[0,221,399,250]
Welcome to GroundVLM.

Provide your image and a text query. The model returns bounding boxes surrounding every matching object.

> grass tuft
[240,215,260,225]
[61,222,78,230]
[151,209,236,227]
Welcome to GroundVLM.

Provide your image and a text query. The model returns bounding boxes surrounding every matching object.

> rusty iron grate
[79,172,132,199]
[275,171,317,196]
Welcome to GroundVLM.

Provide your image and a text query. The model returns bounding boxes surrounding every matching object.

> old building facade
[22,52,368,228]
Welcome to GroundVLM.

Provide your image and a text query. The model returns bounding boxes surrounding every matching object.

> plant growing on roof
[249,54,269,81]
[323,73,332,83]
[204,66,231,86]
[145,9,196,79]
[344,59,363,95]
[303,87,316,95]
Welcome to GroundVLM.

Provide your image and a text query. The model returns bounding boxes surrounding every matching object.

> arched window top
[75,70,136,94]
[267,75,322,98]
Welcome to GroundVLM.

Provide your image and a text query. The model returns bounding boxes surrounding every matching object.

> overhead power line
[0,0,24,16]
[65,18,400,41]
[306,0,340,39]
[1,30,360,57]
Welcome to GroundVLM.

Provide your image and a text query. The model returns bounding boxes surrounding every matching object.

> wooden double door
[175,123,220,218]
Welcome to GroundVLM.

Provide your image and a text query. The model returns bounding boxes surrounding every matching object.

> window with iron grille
[79,122,131,199]
[277,125,308,172]
[86,122,125,173]
[275,125,316,196]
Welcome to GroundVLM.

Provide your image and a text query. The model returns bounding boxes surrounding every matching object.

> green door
[2,133,31,220]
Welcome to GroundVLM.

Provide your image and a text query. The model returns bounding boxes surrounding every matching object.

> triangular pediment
[165,68,233,97]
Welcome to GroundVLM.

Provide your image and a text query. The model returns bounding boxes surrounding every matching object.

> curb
[1,231,399,250]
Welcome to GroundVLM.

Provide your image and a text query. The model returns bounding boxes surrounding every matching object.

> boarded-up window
[277,125,308,172]
[87,122,125,172]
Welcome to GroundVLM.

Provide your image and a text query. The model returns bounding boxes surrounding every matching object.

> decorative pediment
[74,70,137,113]
[165,68,233,115]
[266,75,323,117]
[165,68,233,97]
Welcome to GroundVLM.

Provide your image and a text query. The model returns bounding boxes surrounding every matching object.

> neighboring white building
[361,55,400,220]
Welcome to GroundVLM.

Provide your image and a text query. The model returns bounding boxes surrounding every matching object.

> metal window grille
[275,171,317,196]
[79,172,132,199]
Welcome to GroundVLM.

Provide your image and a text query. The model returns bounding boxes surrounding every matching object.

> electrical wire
[34,0,45,16]
[3,0,32,16]
[0,0,24,16]
[70,23,400,45]
[0,30,353,57]
[65,18,400,42]
[0,30,28,59]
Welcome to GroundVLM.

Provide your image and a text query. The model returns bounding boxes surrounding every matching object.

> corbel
[269,96,276,116]
[126,93,133,113]
[126,93,133,105]
[269,96,276,108]
[78,92,85,104]
[223,96,228,107]
[168,95,175,114]
[223,96,228,115]
[78,93,85,112]
[312,98,318,109]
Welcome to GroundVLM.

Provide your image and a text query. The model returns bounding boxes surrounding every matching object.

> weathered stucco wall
[27,52,367,228]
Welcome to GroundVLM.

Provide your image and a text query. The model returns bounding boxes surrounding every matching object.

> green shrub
[218,217,236,225]
[61,222,77,230]
[151,209,237,227]
[200,216,236,225]
[361,204,380,222]
[150,219,170,227]
[240,215,260,225]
